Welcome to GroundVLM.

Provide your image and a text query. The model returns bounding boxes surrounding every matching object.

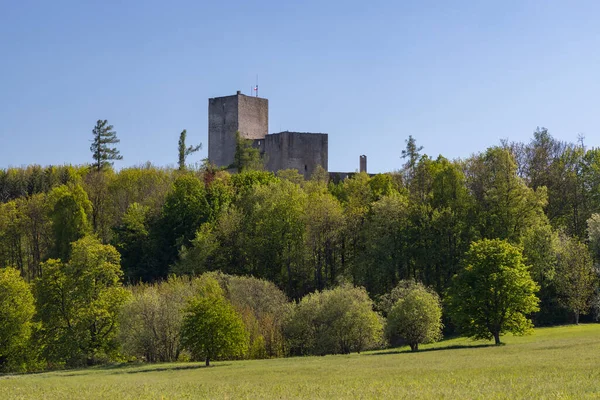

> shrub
[284,285,383,356]
[118,276,210,362]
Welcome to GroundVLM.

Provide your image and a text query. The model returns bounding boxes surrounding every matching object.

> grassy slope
[1,324,599,399]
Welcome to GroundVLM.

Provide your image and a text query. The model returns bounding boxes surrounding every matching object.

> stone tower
[208,91,268,168]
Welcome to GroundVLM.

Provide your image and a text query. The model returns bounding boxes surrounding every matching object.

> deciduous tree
[385,281,443,351]
[177,129,202,171]
[35,236,129,365]
[180,277,248,366]
[555,234,597,324]
[446,239,539,345]
[0,267,35,372]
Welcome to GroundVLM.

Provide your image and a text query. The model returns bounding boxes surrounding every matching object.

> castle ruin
[208,91,328,178]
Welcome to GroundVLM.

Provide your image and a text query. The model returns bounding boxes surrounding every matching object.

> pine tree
[90,120,123,172]
[178,129,202,170]
[401,135,423,183]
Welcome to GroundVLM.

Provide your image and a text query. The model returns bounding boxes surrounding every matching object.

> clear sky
[1,1,600,173]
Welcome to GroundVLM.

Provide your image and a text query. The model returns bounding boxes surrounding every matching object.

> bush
[219,274,289,358]
[385,282,443,351]
[118,276,209,362]
[284,285,383,356]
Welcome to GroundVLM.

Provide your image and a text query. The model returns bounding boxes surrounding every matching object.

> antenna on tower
[254,74,259,97]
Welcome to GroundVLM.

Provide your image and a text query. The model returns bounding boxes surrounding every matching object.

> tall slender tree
[177,129,202,170]
[90,120,123,172]
[401,135,423,183]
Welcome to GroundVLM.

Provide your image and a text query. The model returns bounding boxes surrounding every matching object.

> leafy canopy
[35,236,129,366]
[0,267,35,372]
[180,277,248,366]
[446,239,540,345]
[385,281,443,351]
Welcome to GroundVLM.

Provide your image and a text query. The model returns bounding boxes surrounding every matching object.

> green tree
[178,129,202,171]
[446,239,540,345]
[180,277,248,366]
[46,184,92,260]
[587,213,600,262]
[35,236,129,365]
[233,132,262,172]
[154,175,210,277]
[304,189,345,291]
[0,267,35,372]
[112,202,153,282]
[363,193,409,294]
[241,179,307,297]
[555,234,597,324]
[401,135,423,183]
[90,120,123,172]
[385,281,443,351]
[466,147,547,243]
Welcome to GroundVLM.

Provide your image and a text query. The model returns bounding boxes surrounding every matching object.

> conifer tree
[90,120,123,172]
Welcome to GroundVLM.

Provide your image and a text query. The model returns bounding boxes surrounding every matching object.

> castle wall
[238,95,268,140]
[258,131,328,179]
[208,92,268,168]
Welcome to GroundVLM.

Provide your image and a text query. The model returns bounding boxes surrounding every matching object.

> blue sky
[1,1,600,173]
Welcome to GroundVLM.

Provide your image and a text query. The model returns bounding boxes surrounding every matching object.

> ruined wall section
[257,131,328,179]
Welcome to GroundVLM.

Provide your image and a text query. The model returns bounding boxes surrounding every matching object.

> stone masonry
[208,91,328,178]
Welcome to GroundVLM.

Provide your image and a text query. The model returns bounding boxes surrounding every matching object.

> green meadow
[2,324,599,399]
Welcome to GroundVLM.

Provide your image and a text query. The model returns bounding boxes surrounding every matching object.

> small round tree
[385,283,443,352]
[0,267,35,372]
[180,279,248,366]
[447,239,540,345]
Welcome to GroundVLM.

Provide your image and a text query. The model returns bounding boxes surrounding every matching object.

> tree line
[0,123,599,371]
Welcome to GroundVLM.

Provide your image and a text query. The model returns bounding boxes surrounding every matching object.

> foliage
[35,236,129,366]
[177,129,202,171]
[119,275,215,362]
[465,147,547,243]
[90,120,123,172]
[446,239,540,345]
[153,174,210,277]
[385,281,443,351]
[46,184,92,260]
[284,285,383,356]
[233,131,263,172]
[180,276,248,366]
[554,234,597,324]
[218,274,290,358]
[0,267,35,372]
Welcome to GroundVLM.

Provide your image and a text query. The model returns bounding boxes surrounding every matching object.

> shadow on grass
[105,362,233,375]
[369,343,499,356]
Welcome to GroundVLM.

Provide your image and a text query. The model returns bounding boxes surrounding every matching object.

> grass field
[1,324,599,399]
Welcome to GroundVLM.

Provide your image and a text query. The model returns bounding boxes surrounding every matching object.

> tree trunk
[205,357,210,367]
[494,332,501,345]
[410,343,418,352]
[575,311,580,325]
